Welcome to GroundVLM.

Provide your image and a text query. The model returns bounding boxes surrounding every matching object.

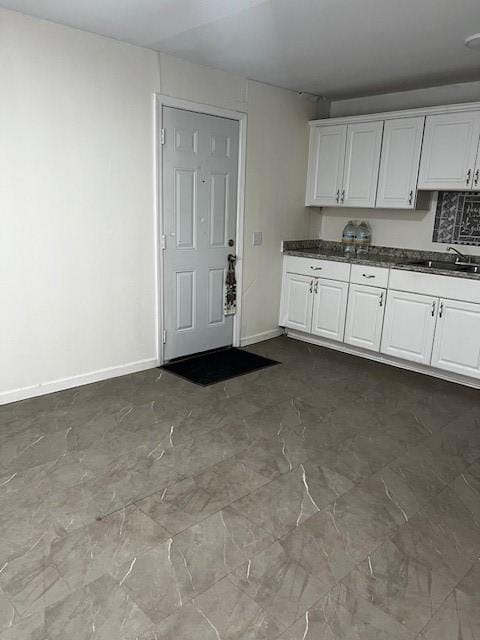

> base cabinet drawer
[284,255,350,281]
[380,290,437,365]
[431,298,480,379]
[344,284,385,352]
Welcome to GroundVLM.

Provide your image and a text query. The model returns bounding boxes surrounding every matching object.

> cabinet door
[418,111,480,190]
[376,117,424,209]
[279,273,314,333]
[344,284,385,352]
[311,278,348,341]
[380,290,437,364]
[306,125,346,206]
[431,298,480,379]
[342,121,383,208]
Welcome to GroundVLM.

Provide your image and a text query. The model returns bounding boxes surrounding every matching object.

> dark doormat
[161,347,279,386]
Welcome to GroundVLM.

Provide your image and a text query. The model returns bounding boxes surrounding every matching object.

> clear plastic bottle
[342,220,357,256]
[355,221,371,255]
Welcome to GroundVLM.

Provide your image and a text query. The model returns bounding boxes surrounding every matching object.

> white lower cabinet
[279,273,314,333]
[431,298,480,379]
[380,290,437,365]
[344,284,385,351]
[311,278,349,341]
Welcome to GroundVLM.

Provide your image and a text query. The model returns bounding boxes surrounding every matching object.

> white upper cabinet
[342,121,384,208]
[380,289,437,365]
[376,117,425,209]
[306,125,346,206]
[344,283,385,352]
[418,111,480,191]
[431,298,480,379]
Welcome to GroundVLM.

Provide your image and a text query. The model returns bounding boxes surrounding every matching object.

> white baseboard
[0,358,159,406]
[286,330,480,390]
[240,328,283,347]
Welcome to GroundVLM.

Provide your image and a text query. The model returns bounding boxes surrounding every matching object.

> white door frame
[154,94,247,364]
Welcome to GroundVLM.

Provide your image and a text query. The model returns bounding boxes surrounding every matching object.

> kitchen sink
[404,260,480,274]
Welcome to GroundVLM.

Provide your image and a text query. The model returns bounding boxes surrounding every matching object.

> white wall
[310,199,480,256]
[0,9,314,403]
[330,80,480,117]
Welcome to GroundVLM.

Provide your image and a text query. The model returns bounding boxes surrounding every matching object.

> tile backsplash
[433,191,480,246]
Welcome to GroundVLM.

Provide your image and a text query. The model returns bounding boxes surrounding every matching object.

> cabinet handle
[379,291,384,307]
[310,266,323,270]
[408,190,414,206]
[309,279,313,293]
[362,273,375,279]
[466,169,472,186]
[314,280,319,294]
[341,189,345,203]
[475,169,480,187]
[336,190,340,203]
[431,300,436,316]
[439,301,444,318]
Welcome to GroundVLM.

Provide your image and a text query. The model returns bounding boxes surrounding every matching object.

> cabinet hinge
[163,330,167,344]
[160,128,165,145]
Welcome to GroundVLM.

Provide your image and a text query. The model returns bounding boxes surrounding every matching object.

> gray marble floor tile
[451,461,480,525]
[0,592,15,634]
[278,509,356,588]
[113,508,273,623]
[342,538,453,636]
[392,487,480,584]
[229,540,327,632]
[232,463,353,538]
[0,530,70,618]
[43,574,157,640]
[0,612,47,640]
[43,450,183,531]
[50,505,169,590]
[322,583,412,639]
[154,577,282,640]
[136,459,270,535]
[171,507,274,595]
[323,470,421,565]
[419,559,480,640]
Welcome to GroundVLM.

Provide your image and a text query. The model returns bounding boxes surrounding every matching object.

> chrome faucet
[447,246,471,264]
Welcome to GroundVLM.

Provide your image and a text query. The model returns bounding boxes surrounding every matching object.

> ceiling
[2,0,480,99]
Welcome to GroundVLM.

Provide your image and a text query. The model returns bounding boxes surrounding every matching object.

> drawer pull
[310,266,323,270]
[362,273,375,279]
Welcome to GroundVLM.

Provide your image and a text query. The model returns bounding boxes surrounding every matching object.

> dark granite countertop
[283,240,480,281]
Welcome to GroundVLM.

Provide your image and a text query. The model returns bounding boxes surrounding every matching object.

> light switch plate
[252,231,263,246]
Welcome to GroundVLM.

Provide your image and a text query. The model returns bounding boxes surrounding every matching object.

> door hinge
[161,235,166,250]
[160,128,165,145]
[162,330,167,344]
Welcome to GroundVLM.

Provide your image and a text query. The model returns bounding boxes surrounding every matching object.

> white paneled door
[310,278,348,342]
[431,298,480,379]
[380,290,437,365]
[342,121,383,208]
[344,284,385,351]
[279,274,314,333]
[376,117,425,209]
[418,111,480,190]
[163,107,239,360]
